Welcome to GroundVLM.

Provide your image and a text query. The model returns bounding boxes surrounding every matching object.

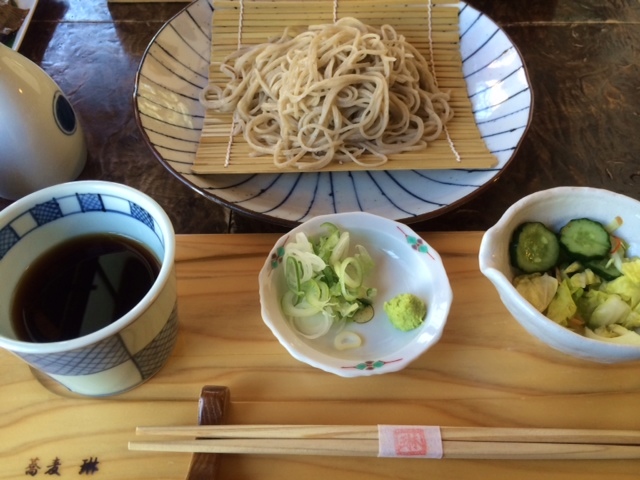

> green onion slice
[280,224,377,340]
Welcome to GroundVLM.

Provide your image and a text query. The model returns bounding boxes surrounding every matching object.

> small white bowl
[479,186,640,363]
[259,212,453,376]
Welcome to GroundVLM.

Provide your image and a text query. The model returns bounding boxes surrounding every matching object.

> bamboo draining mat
[193,0,497,174]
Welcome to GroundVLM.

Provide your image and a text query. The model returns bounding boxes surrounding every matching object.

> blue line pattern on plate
[134,0,532,225]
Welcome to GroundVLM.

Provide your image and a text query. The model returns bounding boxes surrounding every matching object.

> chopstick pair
[129,425,640,460]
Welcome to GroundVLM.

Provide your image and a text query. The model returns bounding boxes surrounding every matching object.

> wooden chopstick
[130,438,378,457]
[128,437,640,460]
[128,426,640,460]
[134,425,640,445]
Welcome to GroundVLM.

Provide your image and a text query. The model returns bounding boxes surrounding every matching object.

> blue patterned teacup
[0,181,177,396]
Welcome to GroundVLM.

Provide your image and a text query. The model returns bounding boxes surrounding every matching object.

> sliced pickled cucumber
[559,218,611,261]
[510,222,560,273]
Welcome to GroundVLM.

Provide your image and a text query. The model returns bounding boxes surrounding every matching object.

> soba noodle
[200,17,454,170]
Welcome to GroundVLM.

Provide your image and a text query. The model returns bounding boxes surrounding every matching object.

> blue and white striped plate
[134,1,532,226]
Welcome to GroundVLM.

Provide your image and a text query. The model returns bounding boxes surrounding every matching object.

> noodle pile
[200,17,454,170]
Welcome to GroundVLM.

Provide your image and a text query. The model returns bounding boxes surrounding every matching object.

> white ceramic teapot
[0,44,86,200]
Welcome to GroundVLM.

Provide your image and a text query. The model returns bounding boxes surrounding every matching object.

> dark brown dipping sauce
[11,233,160,343]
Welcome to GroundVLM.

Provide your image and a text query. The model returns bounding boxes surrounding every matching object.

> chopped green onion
[334,331,362,350]
[281,224,377,340]
[291,314,332,339]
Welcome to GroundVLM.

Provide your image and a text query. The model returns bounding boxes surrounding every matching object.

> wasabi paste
[383,293,427,331]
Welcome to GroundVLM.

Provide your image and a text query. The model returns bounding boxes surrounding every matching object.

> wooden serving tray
[2,232,640,479]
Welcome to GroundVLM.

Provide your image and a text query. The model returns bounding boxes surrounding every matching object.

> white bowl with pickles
[259,212,453,377]
[480,186,640,363]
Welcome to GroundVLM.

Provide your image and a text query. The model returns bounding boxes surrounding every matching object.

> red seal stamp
[393,428,428,456]
[378,425,443,459]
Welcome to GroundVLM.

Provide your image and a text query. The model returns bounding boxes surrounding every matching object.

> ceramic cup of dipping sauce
[0,43,87,200]
[0,180,177,396]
